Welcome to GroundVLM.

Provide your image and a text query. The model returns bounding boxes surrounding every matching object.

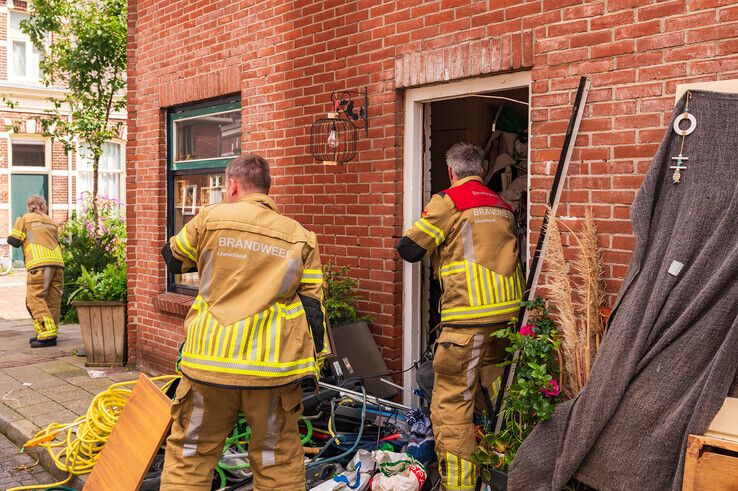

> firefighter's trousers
[430,324,508,491]
[26,266,63,340]
[161,377,306,491]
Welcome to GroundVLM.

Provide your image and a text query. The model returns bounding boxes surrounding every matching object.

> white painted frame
[75,139,127,209]
[7,10,47,84]
[7,135,53,238]
[401,72,532,405]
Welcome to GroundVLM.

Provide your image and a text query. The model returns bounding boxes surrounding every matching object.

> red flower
[519,324,535,336]
[542,379,560,397]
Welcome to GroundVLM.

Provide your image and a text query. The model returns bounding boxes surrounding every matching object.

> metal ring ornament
[673,112,696,136]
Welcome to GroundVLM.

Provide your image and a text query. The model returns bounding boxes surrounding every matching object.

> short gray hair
[445,142,483,179]
[225,153,271,194]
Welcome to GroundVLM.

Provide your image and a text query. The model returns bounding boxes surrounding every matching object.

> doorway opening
[402,73,531,404]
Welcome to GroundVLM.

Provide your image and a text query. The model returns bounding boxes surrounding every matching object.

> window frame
[9,136,50,171]
[7,10,46,83]
[166,96,241,295]
[75,140,126,210]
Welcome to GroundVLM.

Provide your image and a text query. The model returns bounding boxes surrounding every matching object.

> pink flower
[519,324,535,336]
[542,379,560,397]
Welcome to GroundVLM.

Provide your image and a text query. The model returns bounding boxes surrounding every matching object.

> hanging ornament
[670,92,695,184]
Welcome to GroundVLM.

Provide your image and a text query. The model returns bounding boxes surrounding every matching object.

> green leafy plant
[68,263,127,304]
[60,193,126,322]
[322,262,368,326]
[472,297,562,479]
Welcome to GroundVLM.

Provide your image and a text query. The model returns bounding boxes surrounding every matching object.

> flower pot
[480,469,508,491]
[73,300,127,367]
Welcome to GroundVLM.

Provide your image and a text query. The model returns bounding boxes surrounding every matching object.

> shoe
[29,336,37,342]
[30,338,57,348]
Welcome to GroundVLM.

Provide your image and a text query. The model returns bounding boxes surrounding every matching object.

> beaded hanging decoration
[670,91,695,184]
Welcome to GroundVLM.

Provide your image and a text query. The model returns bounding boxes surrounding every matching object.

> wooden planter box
[683,398,738,490]
[74,301,127,367]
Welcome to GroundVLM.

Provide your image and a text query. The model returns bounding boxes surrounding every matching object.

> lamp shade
[309,114,357,165]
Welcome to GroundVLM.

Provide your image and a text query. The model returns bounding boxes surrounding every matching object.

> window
[77,142,124,204]
[11,141,46,166]
[168,97,241,293]
[9,12,44,82]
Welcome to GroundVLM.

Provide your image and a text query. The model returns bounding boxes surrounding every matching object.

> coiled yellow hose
[7,375,179,491]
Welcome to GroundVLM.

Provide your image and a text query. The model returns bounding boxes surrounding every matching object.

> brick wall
[127,0,738,374]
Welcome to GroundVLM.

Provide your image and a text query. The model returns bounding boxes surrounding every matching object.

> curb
[0,411,86,490]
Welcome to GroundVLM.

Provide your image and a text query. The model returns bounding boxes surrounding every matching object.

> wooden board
[683,434,738,491]
[705,397,738,440]
[83,374,172,491]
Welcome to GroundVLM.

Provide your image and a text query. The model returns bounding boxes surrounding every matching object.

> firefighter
[160,154,327,491]
[397,142,524,490]
[8,195,64,348]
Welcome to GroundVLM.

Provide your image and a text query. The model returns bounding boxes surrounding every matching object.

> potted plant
[69,263,128,366]
[472,298,562,490]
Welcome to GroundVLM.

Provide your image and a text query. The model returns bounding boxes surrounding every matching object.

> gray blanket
[509,90,738,491]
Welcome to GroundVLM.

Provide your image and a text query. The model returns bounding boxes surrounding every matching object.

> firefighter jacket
[8,213,64,270]
[163,193,327,389]
[397,176,524,327]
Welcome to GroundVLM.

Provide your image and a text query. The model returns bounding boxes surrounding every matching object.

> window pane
[172,171,225,288]
[11,41,26,78]
[31,44,43,80]
[10,13,29,36]
[99,172,120,201]
[101,142,121,171]
[12,142,45,166]
[77,171,93,206]
[174,110,241,162]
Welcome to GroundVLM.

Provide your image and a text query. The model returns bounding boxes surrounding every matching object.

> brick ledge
[153,292,195,317]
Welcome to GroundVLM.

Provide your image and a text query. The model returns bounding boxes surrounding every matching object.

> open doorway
[423,89,530,345]
[402,73,531,404]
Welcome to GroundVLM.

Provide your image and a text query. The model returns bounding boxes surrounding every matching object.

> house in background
[0,0,126,266]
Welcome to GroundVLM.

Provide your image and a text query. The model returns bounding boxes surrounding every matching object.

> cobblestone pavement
[0,270,30,321]
[0,318,142,488]
[0,430,57,490]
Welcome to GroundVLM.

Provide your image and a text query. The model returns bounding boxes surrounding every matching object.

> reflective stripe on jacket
[398,176,524,326]
[10,213,64,270]
[168,193,326,388]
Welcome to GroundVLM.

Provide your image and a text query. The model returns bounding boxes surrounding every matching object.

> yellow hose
[7,375,179,491]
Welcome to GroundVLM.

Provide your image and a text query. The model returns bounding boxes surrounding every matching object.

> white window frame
[7,10,46,83]
[9,135,51,172]
[75,140,126,210]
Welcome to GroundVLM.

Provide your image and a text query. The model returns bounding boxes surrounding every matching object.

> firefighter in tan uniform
[8,195,64,348]
[160,154,327,491]
[397,143,524,490]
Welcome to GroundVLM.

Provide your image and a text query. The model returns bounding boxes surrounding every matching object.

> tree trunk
[92,153,100,226]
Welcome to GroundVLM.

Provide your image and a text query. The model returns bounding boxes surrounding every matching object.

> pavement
[0,316,142,489]
[0,270,31,321]
[0,431,56,491]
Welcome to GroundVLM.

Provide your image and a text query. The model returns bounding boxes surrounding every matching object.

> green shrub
[472,297,562,478]
[322,262,368,326]
[60,193,126,322]
[68,263,127,303]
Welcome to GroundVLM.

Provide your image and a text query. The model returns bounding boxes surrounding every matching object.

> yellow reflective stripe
[262,307,273,362]
[477,263,489,304]
[180,356,315,377]
[11,229,26,240]
[441,299,521,321]
[273,310,281,362]
[300,278,323,284]
[238,317,252,359]
[440,261,465,276]
[175,227,196,261]
[415,218,444,245]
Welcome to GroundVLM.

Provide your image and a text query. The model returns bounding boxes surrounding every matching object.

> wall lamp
[310,88,369,165]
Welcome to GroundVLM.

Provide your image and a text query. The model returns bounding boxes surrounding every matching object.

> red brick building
[126,0,738,393]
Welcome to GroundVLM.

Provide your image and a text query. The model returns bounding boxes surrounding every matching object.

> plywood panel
[683,434,738,491]
[83,374,172,491]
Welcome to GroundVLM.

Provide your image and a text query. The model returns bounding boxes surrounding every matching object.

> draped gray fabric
[508,90,738,491]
